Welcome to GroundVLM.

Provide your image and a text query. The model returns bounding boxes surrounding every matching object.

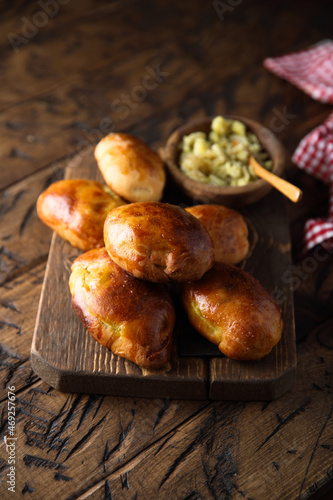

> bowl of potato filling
[161,116,285,207]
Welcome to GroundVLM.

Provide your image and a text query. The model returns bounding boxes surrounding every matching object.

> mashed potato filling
[179,116,272,187]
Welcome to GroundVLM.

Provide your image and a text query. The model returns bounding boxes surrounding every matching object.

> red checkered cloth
[263,40,333,104]
[264,41,333,252]
[292,111,333,252]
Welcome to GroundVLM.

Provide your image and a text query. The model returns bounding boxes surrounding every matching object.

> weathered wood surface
[0,0,332,498]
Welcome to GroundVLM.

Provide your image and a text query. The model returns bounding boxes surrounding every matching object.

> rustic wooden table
[0,1,332,498]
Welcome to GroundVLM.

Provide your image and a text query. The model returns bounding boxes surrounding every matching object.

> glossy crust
[186,204,249,265]
[94,133,166,202]
[181,263,283,361]
[104,202,215,283]
[37,179,126,251]
[69,248,175,369]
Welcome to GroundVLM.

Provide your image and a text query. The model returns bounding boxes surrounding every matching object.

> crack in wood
[153,397,170,432]
[5,122,26,131]
[0,406,7,437]
[202,444,238,500]
[22,482,35,494]
[44,397,72,437]
[159,428,204,490]
[0,319,22,335]
[93,395,105,419]
[16,396,58,416]
[256,400,311,452]
[154,430,177,456]
[54,471,73,481]
[28,386,56,397]
[100,410,136,465]
[104,478,113,500]
[0,299,21,313]
[19,203,36,236]
[0,352,29,389]
[23,453,73,481]
[21,396,75,459]
[0,360,18,370]
[232,483,248,499]
[182,491,203,500]
[0,458,9,475]
[298,405,333,497]
[24,369,39,387]
[154,402,213,458]
[10,148,33,160]
[17,407,49,427]
[120,472,130,490]
[42,167,64,190]
[23,419,69,456]
[54,436,71,461]
[261,401,272,411]
[0,255,48,287]
[158,404,241,494]
[0,343,22,360]
[0,378,44,406]
[46,394,82,447]
[65,121,91,130]
[24,453,68,471]
[64,414,107,462]
[0,189,27,216]
[24,425,49,450]
[76,394,100,430]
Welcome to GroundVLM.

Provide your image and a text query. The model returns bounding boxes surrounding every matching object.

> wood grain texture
[0,1,140,111]
[0,164,65,285]
[31,152,296,400]
[0,264,46,401]
[0,0,331,191]
[73,328,332,500]
[0,379,209,499]
[1,317,331,499]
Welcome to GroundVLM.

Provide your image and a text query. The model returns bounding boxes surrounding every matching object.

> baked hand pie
[186,204,249,265]
[103,201,215,283]
[69,247,175,369]
[94,133,166,202]
[37,179,126,251]
[181,263,283,361]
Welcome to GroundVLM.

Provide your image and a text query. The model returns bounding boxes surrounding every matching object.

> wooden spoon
[249,156,303,203]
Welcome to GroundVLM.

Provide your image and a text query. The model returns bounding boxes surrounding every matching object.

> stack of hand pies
[37,133,283,369]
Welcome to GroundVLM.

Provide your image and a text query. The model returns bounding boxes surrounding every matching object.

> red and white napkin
[292,112,333,252]
[264,40,333,104]
[264,40,333,252]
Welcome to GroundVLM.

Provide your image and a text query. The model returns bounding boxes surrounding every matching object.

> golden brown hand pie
[69,247,175,369]
[104,202,215,283]
[94,133,166,202]
[37,179,126,251]
[181,263,283,361]
[185,204,249,265]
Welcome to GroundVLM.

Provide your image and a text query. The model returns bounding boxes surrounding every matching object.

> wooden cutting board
[31,152,297,401]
